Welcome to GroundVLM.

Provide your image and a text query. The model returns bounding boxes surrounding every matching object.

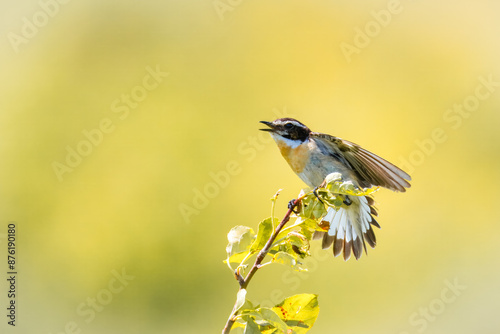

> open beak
[259,121,275,132]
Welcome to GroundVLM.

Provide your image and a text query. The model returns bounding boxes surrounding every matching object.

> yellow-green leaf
[301,194,328,220]
[250,218,275,252]
[286,232,310,258]
[225,226,256,264]
[235,289,248,312]
[272,251,307,272]
[258,308,288,333]
[239,308,288,333]
[325,172,379,196]
[243,318,261,334]
[271,294,320,334]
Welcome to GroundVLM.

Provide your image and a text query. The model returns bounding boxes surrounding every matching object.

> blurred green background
[1,0,499,333]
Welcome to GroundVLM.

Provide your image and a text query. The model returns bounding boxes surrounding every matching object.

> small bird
[260,118,411,260]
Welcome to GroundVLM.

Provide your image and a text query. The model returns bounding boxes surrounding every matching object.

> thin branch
[222,196,303,334]
[222,293,242,334]
[270,189,282,230]
[240,197,300,289]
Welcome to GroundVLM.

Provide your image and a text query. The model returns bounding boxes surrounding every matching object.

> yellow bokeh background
[1,1,499,333]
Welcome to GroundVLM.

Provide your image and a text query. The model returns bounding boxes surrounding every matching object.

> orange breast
[277,141,309,174]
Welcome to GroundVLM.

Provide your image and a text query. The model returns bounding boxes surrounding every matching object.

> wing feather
[311,133,411,192]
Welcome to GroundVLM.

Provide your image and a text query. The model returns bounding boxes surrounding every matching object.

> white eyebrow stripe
[276,120,304,127]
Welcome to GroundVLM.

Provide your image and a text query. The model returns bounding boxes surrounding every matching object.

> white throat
[270,133,306,148]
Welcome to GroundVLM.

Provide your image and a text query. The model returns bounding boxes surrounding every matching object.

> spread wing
[311,132,411,192]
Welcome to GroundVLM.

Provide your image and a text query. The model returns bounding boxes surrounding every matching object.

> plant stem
[222,197,302,334]
[240,197,300,289]
[222,294,242,334]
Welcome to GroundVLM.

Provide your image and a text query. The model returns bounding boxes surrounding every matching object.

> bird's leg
[288,199,300,214]
[343,195,352,206]
[313,187,324,204]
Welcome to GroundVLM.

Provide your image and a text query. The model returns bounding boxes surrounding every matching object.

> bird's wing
[310,132,411,192]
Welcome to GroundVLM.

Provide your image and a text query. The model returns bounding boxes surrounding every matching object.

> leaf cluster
[222,173,378,333]
[232,291,319,334]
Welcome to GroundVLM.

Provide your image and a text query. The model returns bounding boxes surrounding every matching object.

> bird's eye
[284,123,293,130]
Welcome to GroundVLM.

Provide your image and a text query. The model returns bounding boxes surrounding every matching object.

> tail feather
[322,234,334,249]
[352,237,363,260]
[370,217,381,229]
[318,196,380,261]
[333,236,343,257]
[344,240,352,261]
[365,228,377,248]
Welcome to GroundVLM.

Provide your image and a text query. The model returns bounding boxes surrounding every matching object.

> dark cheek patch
[292,128,309,141]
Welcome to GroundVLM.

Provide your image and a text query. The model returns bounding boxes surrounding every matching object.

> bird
[260,118,411,261]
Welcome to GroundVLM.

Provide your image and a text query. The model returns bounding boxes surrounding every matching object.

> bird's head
[259,118,311,142]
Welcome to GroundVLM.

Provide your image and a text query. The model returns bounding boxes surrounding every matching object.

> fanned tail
[313,196,379,261]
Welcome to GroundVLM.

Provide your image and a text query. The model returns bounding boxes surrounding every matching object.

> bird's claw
[288,199,300,214]
[343,195,352,206]
[313,187,324,204]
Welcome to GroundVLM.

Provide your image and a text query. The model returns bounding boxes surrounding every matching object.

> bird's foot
[288,199,300,214]
[343,195,352,206]
[313,187,324,204]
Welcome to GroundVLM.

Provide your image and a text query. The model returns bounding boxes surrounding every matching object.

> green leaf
[299,218,328,240]
[301,194,327,220]
[272,251,306,272]
[225,226,256,264]
[238,307,288,333]
[235,289,248,313]
[300,218,324,231]
[250,218,275,252]
[236,294,318,333]
[272,294,320,334]
[325,172,379,196]
[318,191,343,208]
[257,308,288,333]
[231,320,246,330]
[243,318,261,334]
[239,299,257,315]
[298,225,314,242]
[286,232,310,258]
[276,217,322,241]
